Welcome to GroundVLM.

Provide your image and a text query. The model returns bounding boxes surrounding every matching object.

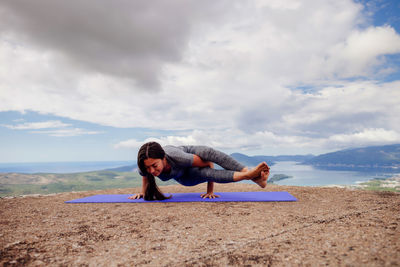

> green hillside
[0,170,177,197]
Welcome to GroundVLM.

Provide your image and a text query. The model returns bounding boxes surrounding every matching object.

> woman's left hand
[200,193,220,199]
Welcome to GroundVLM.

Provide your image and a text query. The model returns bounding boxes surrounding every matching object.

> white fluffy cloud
[1,0,400,154]
[113,130,296,152]
[326,26,400,77]
[1,120,70,130]
[30,128,101,137]
[1,120,101,137]
[328,128,400,147]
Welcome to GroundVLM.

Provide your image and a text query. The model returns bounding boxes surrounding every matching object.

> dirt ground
[0,183,399,266]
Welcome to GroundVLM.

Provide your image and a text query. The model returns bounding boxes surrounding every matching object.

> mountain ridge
[302,144,400,171]
[105,144,400,172]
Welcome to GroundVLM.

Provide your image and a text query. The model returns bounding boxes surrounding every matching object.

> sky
[0,0,400,163]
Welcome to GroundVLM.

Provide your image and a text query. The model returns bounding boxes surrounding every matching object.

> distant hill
[104,165,137,172]
[229,153,274,167]
[302,144,400,171]
[0,170,143,197]
[230,153,314,167]
[105,154,315,172]
[102,144,400,172]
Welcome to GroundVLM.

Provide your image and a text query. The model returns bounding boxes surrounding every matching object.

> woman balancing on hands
[129,142,270,201]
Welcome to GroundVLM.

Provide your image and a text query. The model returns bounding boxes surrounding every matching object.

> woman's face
[144,158,166,176]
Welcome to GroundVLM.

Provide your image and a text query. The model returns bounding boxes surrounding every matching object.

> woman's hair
[137,142,171,201]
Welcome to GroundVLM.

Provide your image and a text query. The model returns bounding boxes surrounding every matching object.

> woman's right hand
[128,193,144,199]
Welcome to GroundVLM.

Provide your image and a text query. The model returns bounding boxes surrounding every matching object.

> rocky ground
[1,183,399,266]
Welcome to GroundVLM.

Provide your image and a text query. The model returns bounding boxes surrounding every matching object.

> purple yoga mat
[65,191,297,203]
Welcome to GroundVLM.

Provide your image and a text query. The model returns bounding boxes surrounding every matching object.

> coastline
[350,175,400,192]
[2,160,400,198]
[319,175,400,193]
[1,172,400,199]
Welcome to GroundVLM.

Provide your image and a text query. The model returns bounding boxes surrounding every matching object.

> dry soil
[0,183,399,266]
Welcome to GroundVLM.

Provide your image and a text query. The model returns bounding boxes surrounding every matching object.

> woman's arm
[200,181,220,199]
[192,155,220,199]
[128,176,148,199]
[192,154,213,168]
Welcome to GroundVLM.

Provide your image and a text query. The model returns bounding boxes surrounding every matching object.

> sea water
[268,161,397,186]
[1,160,397,186]
[0,161,134,174]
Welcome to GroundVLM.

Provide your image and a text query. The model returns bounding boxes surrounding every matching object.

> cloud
[326,26,400,77]
[0,0,226,90]
[1,120,71,130]
[114,139,147,150]
[114,129,316,154]
[1,0,400,153]
[279,81,400,137]
[328,128,400,148]
[114,135,200,150]
[30,128,101,137]
[115,126,400,156]
[1,120,101,137]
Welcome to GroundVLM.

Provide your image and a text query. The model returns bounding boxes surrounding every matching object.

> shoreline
[1,171,400,198]
[2,176,399,200]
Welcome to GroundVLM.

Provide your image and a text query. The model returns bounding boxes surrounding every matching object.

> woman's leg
[183,162,269,185]
[185,167,236,184]
[232,162,269,182]
[182,146,246,171]
[182,146,269,187]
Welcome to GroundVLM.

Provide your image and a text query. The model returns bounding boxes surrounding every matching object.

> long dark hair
[137,142,171,201]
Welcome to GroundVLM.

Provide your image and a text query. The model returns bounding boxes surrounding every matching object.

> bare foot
[241,162,269,180]
[252,170,269,188]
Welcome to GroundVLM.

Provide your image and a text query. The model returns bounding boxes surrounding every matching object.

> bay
[268,161,398,186]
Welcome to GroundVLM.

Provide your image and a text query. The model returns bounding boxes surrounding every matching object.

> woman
[129,142,270,201]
